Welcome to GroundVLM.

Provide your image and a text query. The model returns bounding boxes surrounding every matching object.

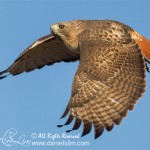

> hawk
[0,20,150,139]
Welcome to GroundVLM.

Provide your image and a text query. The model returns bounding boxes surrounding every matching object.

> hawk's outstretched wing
[59,34,146,139]
[0,34,79,78]
[0,19,149,139]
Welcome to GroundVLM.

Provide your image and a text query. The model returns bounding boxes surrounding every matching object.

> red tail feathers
[131,31,150,60]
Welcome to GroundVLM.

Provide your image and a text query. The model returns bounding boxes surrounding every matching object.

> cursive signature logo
[0,128,31,146]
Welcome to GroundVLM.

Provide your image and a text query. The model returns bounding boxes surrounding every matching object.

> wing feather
[61,38,146,138]
[0,34,79,78]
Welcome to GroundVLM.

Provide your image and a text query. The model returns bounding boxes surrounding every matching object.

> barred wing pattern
[0,34,79,77]
[0,20,149,139]
[60,38,146,139]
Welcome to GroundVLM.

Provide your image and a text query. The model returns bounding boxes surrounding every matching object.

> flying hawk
[0,20,150,139]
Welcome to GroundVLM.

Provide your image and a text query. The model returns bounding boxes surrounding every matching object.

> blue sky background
[0,0,150,150]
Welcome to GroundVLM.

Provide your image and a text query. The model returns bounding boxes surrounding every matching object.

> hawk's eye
[59,25,65,29]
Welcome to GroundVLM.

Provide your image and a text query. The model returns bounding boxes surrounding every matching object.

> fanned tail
[131,31,150,60]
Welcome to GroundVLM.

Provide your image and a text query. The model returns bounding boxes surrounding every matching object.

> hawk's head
[51,20,85,53]
[51,20,84,39]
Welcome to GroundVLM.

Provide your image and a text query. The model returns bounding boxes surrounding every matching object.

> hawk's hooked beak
[51,24,59,35]
[50,24,63,41]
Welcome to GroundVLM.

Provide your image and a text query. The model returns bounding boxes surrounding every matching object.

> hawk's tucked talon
[145,63,150,72]
[144,57,150,64]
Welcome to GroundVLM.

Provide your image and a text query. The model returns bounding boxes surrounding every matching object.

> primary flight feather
[0,20,150,139]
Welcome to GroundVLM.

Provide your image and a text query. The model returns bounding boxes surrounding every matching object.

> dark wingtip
[95,134,100,139]
[0,70,9,80]
[57,114,74,128]
[0,75,7,79]
[81,121,92,137]
[57,125,64,128]
[65,118,82,133]
[94,128,104,139]
[66,130,72,133]
[81,132,89,137]
[60,107,70,119]
[106,124,114,132]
